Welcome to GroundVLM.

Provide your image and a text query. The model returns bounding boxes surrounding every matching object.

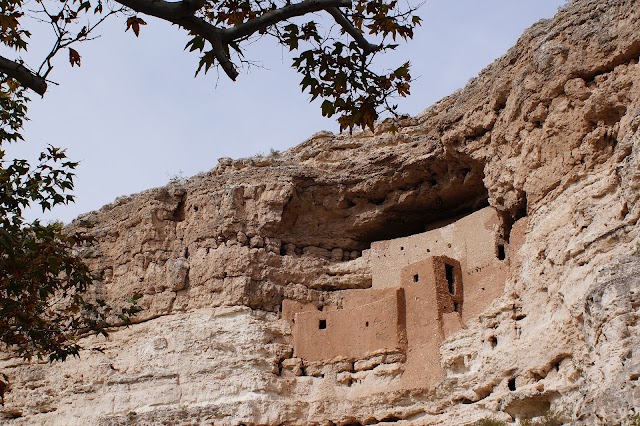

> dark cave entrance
[348,158,490,249]
[276,153,493,252]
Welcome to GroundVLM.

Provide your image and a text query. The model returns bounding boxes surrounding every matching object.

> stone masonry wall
[285,208,506,393]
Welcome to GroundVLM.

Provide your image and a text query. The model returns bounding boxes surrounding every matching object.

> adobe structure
[282,207,519,390]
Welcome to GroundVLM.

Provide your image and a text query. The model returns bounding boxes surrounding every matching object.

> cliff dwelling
[282,206,524,389]
[3,2,640,423]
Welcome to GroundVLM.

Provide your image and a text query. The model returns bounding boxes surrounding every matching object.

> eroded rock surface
[2,0,640,424]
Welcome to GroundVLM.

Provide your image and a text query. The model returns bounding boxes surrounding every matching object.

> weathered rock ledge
[2,0,640,424]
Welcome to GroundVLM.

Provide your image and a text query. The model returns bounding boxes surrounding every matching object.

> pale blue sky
[8,0,567,223]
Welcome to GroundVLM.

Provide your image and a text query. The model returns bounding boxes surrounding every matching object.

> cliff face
[2,0,640,424]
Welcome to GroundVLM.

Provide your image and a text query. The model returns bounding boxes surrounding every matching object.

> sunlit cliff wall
[2,0,640,424]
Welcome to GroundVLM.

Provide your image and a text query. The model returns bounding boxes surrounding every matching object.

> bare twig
[37,6,124,79]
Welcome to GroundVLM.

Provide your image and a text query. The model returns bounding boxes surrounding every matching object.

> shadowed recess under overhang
[276,153,490,251]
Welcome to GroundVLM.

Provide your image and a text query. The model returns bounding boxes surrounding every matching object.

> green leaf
[195,51,215,76]
[321,100,335,117]
[185,35,205,53]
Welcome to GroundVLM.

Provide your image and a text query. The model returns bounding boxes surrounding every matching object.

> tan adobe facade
[282,207,518,389]
[369,206,508,325]
[284,288,407,361]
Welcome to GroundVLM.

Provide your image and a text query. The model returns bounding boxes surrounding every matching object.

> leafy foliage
[0,0,421,131]
[293,43,411,132]
[0,82,141,362]
[0,0,31,51]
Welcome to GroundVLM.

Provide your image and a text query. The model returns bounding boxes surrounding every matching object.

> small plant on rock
[472,419,509,426]
[268,148,281,158]
[520,409,567,426]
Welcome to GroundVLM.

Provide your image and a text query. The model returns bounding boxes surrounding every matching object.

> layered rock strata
[2,0,640,424]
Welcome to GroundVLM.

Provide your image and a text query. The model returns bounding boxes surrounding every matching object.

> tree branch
[116,0,206,20]
[182,0,207,14]
[117,0,239,79]
[222,0,352,41]
[116,0,371,82]
[210,35,239,80]
[326,7,377,54]
[177,17,239,79]
[0,56,47,96]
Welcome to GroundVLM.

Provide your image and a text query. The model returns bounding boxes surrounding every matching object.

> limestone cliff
[2,0,640,424]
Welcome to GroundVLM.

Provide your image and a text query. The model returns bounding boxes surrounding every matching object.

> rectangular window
[319,319,327,329]
[445,264,455,294]
[498,244,506,260]
[413,274,419,283]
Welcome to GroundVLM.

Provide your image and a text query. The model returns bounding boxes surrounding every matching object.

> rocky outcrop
[2,0,640,424]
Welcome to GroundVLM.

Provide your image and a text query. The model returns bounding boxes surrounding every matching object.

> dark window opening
[508,377,516,391]
[365,321,369,327]
[445,264,455,294]
[498,244,506,261]
[413,274,419,283]
[489,336,497,349]
[400,246,404,251]
[453,302,460,313]
[319,319,327,329]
